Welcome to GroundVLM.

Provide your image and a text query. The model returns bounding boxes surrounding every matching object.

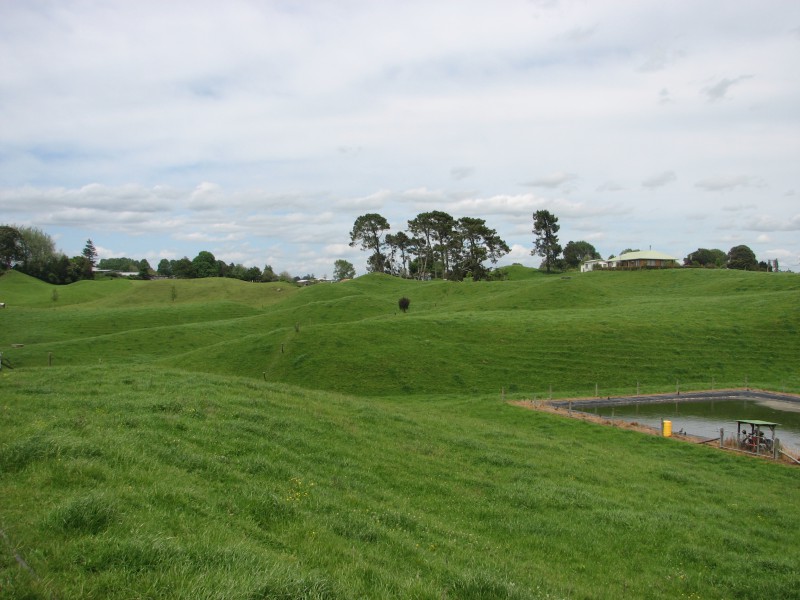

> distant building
[582,250,679,272]
[580,259,608,273]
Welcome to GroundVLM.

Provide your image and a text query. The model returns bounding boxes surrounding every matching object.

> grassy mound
[2,269,798,397]
[2,366,799,599]
[2,269,800,598]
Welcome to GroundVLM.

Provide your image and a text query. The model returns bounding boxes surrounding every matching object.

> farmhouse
[582,250,679,272]
[610,250,678,269]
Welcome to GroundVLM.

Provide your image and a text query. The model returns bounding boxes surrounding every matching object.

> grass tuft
[47,493,116,535]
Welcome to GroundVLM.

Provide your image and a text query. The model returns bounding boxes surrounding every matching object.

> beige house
[607,250,679,269]
[582,250,679,272]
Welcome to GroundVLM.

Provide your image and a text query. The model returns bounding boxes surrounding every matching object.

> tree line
[1,212,780,286]
[0,224,310,285]
[0,225,98,284]
[349,211,511,280]
[347,209,605,279]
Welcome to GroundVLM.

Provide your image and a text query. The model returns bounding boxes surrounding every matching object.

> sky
[1,0,799,276]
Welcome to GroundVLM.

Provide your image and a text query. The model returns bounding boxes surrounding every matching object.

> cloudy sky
[1,0,799,276]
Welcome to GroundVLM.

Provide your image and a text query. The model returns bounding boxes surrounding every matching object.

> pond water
[588,397,800,452]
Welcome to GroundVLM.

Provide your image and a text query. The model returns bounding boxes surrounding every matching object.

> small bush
[398,297,410,313]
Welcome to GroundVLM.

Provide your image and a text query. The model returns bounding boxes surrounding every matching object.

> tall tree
[408,211,456,279]
[17,226,56,276]
[333,259,356,281]
[82,239,98,267]
[171,257,195,279]
[192,251,218,278]
[349,213,390,273]
[454,217,510,280]
[531,210,562,273]
[684,248,727,268]
[138,259,152,280]
[429,211,456,278]
[72,255,94,280]
[244,266,263,281]
[385,231,414,277]
[407,214,436,279]
[0,225,26,270]
[261,264,278,282]
[157,258,172,277]
[563,240,601,269]
[727,245,757,270]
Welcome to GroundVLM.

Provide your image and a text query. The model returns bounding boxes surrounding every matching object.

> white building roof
[608,250,678,262]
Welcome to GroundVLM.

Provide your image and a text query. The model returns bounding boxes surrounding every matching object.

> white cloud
[524,172,578,189]
[596,181,626,192]
[0,1,798,273]
[702,75,753,102]
[642,171,677,189]
[747,215,800,232]
[695,175,765,192]
[450,167,475,181]
[638,47,684,73]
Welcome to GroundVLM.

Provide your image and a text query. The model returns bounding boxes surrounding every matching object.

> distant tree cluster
[0,223,306,285]
[683,245,775,271]
[349,211,510,280]
[155,253,292,282]
[0,225,97,284]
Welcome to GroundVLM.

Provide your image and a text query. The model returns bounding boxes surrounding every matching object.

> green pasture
[2,269,799,397]
[1,268,800,599]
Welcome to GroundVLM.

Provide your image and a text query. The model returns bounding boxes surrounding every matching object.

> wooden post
[719,428,724,449]
[636,380,639,395]
[595,382,599,397]
[48,352,53,366]
[568,400,572,415]
[281,343,284,354]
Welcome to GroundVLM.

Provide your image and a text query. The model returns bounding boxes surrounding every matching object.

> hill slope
[2,269,799,397]
[2,270,800,598]
[2,366,799,599]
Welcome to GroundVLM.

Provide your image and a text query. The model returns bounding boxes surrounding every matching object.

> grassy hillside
[2,366,799,599]
[2,269,799,397]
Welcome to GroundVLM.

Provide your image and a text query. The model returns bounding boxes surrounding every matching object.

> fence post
[719,428,724,449]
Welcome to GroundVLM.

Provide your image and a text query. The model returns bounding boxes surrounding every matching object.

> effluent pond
[574,392,800,452]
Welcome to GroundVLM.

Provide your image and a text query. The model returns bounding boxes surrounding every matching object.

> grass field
[1,268,799,599]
